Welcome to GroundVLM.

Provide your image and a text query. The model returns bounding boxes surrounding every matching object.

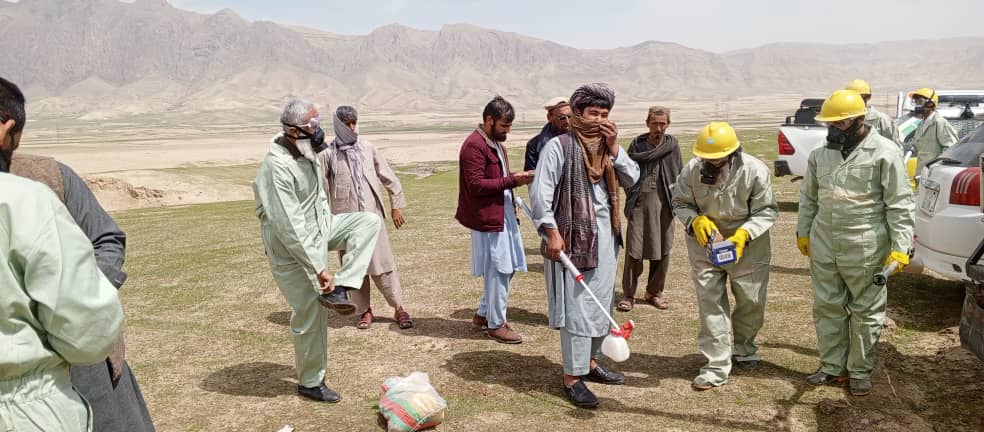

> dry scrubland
[104,129,984,431]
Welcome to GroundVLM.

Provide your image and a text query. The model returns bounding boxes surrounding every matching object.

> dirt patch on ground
[86,170,253,211]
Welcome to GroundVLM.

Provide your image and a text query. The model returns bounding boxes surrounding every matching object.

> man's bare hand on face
[600,121,619,157]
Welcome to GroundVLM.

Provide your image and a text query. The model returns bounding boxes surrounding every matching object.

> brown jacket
[318,139,405,274]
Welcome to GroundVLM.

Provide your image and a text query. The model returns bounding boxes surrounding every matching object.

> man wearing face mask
[798,89,914,397]
[524,97,572,171]
[845,79,902,148]
[253,99,381,403]
[909,87,958,174]
[617,106,682,312]
[531,83,640,408]
[456,96,535,344]
[671,121,777,391]
[317,105,414,330]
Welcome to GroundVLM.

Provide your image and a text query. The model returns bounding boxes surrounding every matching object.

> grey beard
[296,139,317,161]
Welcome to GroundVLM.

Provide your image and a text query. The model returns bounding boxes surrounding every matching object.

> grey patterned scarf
[329,112,368,211]
[543,133,600,269]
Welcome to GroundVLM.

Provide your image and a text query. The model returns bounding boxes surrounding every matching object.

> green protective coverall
[253,136,380,388]
[671,152,778,386]
[913,111,958,174]
[797,131,914,380]
[0,173,123,432]
[865,107,902,149]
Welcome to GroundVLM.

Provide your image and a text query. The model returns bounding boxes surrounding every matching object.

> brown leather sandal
[645,294,669,310]
[356,307,373,329]
[616,298,634,312]
[395,307,414,330]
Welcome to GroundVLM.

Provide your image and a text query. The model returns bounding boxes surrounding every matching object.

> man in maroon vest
[455,96,535,344]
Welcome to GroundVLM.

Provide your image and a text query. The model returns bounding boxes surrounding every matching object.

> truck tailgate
[777,125,826,177]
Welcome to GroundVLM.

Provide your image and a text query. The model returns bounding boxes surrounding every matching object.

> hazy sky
[162,0,982,52]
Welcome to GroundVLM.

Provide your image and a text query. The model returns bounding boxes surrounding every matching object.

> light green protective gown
[253,136,380,388]
[865,107,902,149]
[913,112,958,174]
[671,152,778,386]
[0,173,123,432]
[797,130,914,380]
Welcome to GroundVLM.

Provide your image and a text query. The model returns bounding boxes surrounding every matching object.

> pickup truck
[774,92,983,181]
[896,90,984,121]
[774,98,918,180]
[774,98,825,178]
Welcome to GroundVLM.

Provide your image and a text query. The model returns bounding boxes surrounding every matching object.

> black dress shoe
[585,364,625,385]
[318,286,356,315]
[563,379,598,409]
[297,383,342,403]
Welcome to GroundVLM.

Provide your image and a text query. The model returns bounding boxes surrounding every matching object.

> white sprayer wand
[513,196,634,362]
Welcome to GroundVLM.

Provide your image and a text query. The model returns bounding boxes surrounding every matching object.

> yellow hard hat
[845,79,871,96]
[815,89,868,122]
[908,87,939,105]
[694,121,740,159]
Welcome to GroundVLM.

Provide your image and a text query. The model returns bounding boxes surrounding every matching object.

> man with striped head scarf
[530,83,640,408]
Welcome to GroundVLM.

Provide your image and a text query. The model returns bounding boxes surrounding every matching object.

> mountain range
[2,0,983,119]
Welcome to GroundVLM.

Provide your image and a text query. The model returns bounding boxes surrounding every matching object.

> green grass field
[111,128,983,431]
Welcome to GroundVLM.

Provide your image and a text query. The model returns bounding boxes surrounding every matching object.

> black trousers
[72,361,155,432]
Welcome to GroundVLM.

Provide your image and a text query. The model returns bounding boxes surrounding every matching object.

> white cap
[543,97,568,110]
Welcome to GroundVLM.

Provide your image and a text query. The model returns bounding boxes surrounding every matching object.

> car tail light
[778,131,794,155]
[949,167,981,207]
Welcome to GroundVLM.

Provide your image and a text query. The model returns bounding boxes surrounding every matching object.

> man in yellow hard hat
[671,121,777,390]
[798,89,914,396]
[909,87,958,174]
[845,79,902,148]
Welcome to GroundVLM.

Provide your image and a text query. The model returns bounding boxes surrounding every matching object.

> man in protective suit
[798,89,914,396]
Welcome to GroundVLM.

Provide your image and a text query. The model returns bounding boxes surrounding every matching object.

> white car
[913,124,984,281]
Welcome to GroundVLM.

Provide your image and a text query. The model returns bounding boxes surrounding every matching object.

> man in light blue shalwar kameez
[471,146,528,335]
[455,96,536,344]
[531,84,639,409]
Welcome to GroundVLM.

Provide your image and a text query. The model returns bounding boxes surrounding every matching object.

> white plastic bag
[379,372,447,432]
